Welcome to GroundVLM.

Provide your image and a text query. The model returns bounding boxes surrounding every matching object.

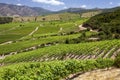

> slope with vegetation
[0,39,119,64]
[83,8,120,39]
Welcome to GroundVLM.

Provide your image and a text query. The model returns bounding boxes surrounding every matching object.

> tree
[0,17,13,24]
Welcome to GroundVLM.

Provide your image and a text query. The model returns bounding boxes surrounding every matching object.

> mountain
[0,3,52,16]
[57,7,120,14]
[32,7,52,15]
[102,6,120,13]
[57,8,87,13]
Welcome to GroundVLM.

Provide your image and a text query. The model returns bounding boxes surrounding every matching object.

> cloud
[109,2,113,5]
[32,0,65,6]
[63,6,67,9]
[16,3,22,6]
[80,5,87,8]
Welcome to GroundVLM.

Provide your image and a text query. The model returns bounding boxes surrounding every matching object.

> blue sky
[0,0,120,11]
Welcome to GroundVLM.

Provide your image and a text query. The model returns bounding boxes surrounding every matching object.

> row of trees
[0,17,13,24]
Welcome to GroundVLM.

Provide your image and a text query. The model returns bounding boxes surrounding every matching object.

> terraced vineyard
[0,13,120,80]
[0,18,87,44]
[0,39,119,64]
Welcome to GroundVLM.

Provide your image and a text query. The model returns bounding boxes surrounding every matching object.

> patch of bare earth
[65,68,120,80]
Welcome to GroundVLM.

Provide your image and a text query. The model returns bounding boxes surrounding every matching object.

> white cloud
[32,0,65,6]
[109,2,113,5]
[63,6,67,9]
[80,5,87,8]
[16,3,22,6]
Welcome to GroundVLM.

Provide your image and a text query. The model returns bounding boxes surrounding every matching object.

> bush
[114,54,120,68]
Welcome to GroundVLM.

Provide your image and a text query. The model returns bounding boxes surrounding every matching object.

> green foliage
[83,9,120,39]
[0,59,114,80]
[96,58,114,68]
[0,17,13,24]
[114,54,120,68]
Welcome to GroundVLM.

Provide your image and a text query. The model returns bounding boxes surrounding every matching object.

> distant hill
[0,3,52,16]
[58,7,120,13]
[102,6,120,13]
[57,8,102,13]
[57,8,87,13]
[56,8,102,18]
[57,7,120,18]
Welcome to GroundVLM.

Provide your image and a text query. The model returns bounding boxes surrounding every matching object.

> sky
[0,0,120,11]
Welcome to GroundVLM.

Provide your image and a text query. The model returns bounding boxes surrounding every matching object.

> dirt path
[0,41,13,45]
[71,68,120,80]
[78,24,87,31]
[29,27,39,36]
[79,24,99,33]
[19,27,39,40]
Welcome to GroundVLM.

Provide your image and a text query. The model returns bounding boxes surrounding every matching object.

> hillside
[83,8,120,39]
[58,7,120,13]
[0,3,52,16]
[13,13,82,22]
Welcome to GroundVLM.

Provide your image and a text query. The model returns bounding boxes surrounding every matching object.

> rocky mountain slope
[0,3,52,16]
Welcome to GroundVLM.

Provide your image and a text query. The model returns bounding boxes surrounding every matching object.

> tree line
[0,17,13,24]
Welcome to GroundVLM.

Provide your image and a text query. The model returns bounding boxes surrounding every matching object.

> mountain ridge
[0,3,52,16]
[0,3,120,16]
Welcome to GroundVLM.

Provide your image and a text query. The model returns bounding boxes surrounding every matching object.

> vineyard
[0,39,119,64]
[0,59,115,80]
[0,12,120,80]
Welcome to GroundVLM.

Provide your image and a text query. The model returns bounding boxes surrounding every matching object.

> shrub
[114,54,120,68]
